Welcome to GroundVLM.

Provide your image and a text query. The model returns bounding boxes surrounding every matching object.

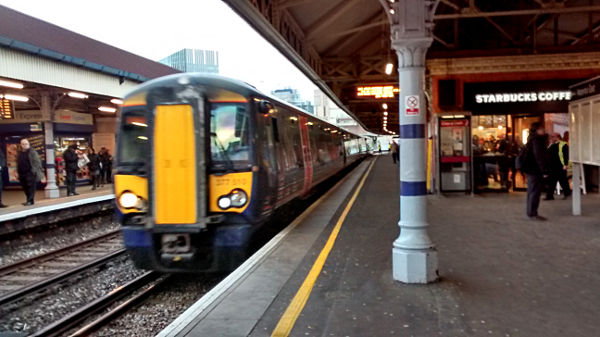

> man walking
[521,123,548,220]
[63,144,79,196]
[16,138,44,206]
[545,132,571,200]
[390,140,399,164]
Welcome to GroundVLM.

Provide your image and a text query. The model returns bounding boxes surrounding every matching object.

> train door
[256,100,278,213]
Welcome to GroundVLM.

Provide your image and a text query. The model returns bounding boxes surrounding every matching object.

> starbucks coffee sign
[475,91,572,104]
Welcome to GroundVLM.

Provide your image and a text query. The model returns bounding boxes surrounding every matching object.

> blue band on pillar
[401,181,427,196]
[45,144,54,149]
[46,163,55,169]
[399,124,425,139]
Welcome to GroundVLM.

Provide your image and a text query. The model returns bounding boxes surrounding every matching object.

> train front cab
[114,83,263,273]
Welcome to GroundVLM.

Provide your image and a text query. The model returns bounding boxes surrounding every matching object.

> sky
[0,0,319,101]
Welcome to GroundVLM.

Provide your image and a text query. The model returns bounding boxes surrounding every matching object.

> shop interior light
[478,126,484,130]
[0,79,24,89]
[68,92,88,99]
[498,125,504,130]
[98,106,117,113]
[1,94,29,102]
[385,63,394,75]
[110,98,124,105]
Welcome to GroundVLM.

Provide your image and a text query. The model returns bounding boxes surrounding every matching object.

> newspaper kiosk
[568,77,600,215]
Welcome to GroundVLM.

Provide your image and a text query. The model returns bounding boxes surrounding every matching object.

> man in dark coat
[545,132,571,200]
[521,123,549,220]
[63,144,79,196]
[16,138,44,206]
[0,149,7,208]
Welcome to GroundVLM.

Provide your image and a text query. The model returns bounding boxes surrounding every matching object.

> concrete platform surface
[165,155,600,337]
[0,185,113,222]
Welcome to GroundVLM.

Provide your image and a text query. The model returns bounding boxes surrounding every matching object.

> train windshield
[210,103,250,163]
[118,111,149,169]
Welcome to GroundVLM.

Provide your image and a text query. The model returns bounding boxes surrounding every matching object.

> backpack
[515,144,529,172]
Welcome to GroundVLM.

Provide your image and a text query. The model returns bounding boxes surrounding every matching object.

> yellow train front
[115,74,371,272]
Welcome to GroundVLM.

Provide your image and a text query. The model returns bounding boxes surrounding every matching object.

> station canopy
[223,0,600,134]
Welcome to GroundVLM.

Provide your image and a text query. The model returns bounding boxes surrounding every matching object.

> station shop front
[438,80,576,193]
[0,109,116,188]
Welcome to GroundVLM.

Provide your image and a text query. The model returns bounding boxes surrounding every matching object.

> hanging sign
[405,95,419,116]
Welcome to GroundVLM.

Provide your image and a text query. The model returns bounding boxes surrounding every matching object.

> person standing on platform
[87,147,101,190]
[390,140,399,164]
[521,123,548,220]
[63,144,79,196]
[545,132,571,200]
[16,138,43,206]
[0,149,8,208]
[104,149,113,184]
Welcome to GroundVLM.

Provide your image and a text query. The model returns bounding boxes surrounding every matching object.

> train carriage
[115,74,371,272]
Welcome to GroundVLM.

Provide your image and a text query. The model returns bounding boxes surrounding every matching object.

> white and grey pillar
[41,93,59,198]
[390,0,438,284]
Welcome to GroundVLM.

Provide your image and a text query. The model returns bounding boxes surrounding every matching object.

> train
[114,74,374,272]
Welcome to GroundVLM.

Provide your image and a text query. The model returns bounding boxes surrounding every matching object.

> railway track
[0,230,125,306]
[32,271,165,337]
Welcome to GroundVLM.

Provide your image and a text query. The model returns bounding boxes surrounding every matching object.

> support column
[41,93,59,198]
[390,0,438,284]
[572,162,581,216]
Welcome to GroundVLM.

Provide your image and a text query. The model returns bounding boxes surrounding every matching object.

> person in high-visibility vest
[545,132,571,200]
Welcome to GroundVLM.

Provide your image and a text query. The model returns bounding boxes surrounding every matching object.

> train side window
[271,117,280,143]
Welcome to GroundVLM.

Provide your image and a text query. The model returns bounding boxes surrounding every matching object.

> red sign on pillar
[405,95,419,116]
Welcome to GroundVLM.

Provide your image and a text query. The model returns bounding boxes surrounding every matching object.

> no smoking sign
[405,95,419,116]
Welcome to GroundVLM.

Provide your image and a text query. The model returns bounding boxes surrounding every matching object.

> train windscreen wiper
[210,132,235,172]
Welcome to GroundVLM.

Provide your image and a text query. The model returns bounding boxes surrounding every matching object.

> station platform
[0,185,113,224]
[160,156,600,337]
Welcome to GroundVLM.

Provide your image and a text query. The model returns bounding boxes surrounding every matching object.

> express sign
[475,91,572,104]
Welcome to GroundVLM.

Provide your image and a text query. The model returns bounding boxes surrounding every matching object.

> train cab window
[210,103,250,163]
[118,111,149,169]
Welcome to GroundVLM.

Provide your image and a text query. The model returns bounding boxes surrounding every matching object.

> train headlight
[230,189,248,207]
[119,191,141,209]
[218,196,232,209]
[217,189,248,210]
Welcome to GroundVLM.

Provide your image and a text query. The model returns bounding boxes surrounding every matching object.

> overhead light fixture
[384,111,388,116]
[383,117,388,121]
[382,103,388,110]
[110,98,124,105]
[498,125,504,130]
[68,92,88,99]
[385,63,394,75]
[478,126,484,130]
[0,79,24,89]
[1,94,29,102]
[98,106,117,113]
[389,9,395,14]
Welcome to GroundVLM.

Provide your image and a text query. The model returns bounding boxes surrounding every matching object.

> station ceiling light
[389,9,395,15]
[0,79,24,89]
[382,103,388,110]
[384,111,388,116]
[98,106,117,113]
[385,63,394,75]
[68,91,88,99]
[0,94,29,102]
[110,98,124,105]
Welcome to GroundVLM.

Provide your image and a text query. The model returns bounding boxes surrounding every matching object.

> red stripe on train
[299,116,313,194]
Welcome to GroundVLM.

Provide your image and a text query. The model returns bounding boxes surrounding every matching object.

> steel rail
[0,249,126,306]
[30,271,162,337]
[0,229,121,276]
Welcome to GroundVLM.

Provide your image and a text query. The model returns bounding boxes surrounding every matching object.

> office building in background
[160,49,219,74]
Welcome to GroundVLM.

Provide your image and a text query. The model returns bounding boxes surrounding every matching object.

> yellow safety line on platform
[271,158,377,337]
